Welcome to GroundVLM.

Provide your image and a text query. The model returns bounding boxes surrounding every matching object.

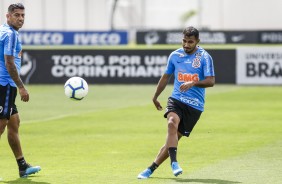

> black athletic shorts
[0,84,18,120]
[164,97,202,137]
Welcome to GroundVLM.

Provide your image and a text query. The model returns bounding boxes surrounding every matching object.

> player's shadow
[0,177,50,184]
[152,177,241,183]
[174,178,241,183]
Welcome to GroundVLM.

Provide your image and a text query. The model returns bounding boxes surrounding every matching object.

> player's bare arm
[5,55,29,102]
[152,74,171,111]
[194,76,215,88]
[180,76,215,92]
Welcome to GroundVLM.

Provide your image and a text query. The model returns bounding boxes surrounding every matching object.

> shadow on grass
[152,177,241,183]
[0,177,50,184]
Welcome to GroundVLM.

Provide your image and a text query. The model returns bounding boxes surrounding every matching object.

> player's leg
[137,130,183,179]
[137,98,183,179]
[7,113,23,159]
[0,120,5,182]
[137,144,169,179]
[7,113,41,177]
[154,131,183,165]
[0,85,9,138]
[166,112,183,176]
[7,88,41,178]
[0,119,8,138]
[166,111,180,148]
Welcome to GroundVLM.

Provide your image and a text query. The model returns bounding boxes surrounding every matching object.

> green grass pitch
[0,85,282,183]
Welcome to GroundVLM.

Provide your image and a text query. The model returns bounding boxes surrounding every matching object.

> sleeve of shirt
[203,52,215,77]
[4,31,16,57]
[164,52,175,74]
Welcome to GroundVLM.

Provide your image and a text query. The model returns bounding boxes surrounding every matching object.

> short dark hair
[182,26,199,39]
[8,3,25,13]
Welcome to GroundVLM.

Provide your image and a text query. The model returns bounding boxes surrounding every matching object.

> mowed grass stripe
[187,140,282,184]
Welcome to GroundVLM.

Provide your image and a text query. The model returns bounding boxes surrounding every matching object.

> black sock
[17,157,27,170]
[168,147,177,164]
[148,162,159,172]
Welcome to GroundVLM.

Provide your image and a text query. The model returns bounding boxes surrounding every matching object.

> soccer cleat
[137,168,153,179]
[19,164,41,178]
[171,162,182,176]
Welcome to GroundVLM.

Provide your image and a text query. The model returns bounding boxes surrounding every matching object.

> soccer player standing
[137,26,215,179]
[0,3,41,178]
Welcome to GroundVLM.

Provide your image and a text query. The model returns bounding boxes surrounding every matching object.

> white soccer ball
[64,77,88,100]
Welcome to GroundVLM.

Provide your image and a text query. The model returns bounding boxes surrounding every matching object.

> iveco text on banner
[19,31,128,45]
[236,47,282,85]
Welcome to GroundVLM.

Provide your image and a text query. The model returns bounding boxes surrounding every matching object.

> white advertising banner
[236,47,282,85]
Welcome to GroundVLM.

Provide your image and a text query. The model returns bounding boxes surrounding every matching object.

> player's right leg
[0,84,9,138]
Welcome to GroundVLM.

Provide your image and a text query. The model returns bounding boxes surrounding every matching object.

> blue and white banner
[19,31,128,45]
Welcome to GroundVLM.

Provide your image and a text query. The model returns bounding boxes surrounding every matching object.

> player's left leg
[7,113,23,158]
[154,131,183,167]
[7,113,41,178]
[166,112,183,176]
[0,119,8,138]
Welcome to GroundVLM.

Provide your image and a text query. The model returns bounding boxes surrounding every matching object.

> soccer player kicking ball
[0,3,41,178]
[137,26,215,179]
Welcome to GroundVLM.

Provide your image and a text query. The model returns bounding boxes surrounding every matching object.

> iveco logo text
[74,33,121,45]
[180,96,199,107]
[20,32,63,45]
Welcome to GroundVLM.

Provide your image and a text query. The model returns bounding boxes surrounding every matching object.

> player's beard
[184,46,196,54]
[14,21,24,30]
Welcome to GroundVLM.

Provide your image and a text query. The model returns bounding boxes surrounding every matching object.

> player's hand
[19,87,29,102]
[152,98,163,111]
[180,81,194,92]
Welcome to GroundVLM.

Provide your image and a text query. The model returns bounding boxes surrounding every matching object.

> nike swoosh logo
[231,35,245,42]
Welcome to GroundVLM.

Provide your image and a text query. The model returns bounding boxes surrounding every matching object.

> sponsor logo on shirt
[177,72,199,82]
[180,95,200,107]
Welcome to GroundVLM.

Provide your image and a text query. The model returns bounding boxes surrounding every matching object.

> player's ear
[197,39,200,44]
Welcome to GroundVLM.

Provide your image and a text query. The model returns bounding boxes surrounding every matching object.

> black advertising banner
[259,31,282,43]
[21,49,235,84]
[136,30,261,44]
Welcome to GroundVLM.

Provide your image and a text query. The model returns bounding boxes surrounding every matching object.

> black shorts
[0,84,18,120]
[164,97,202,137]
